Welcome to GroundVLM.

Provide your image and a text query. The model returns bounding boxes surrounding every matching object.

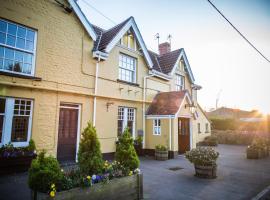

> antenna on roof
[167,34,172,46]
[155,33,160,49]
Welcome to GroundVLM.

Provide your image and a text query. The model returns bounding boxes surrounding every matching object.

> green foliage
[185,147,219,166]
[155,144,168,151]
[134,135,143,146]
[115,128,139,174]
[78,122,104,176]
[27,139,36,152]
[28,150,63,193]
[199,136,218,146]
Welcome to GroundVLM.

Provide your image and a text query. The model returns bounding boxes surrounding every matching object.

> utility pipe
[93,55,101,126]
[142,74,154,148]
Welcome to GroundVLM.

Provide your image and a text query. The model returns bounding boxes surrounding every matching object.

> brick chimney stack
[159,42,171,55]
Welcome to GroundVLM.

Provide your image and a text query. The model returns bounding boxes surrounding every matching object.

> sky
[78,0,270,114]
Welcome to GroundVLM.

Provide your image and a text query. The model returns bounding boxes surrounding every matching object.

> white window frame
[0,19,37,76]
[117,107,136,138]
[205,123,209,133]
[153,119,161,136]
[0,97,33,147]
[118,54,136,83]
[175,74,184,91]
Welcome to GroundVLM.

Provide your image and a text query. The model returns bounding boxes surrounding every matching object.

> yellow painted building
[0,0,211,161]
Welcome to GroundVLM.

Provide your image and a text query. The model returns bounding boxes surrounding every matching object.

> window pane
[0,46,4,58]
[17,27,26,38]
[23,63,31,74]
[0,98,5,113]
[7,35,15,46]
[24,53,32,63]
[0,21,7,32]
[25,40,33,51]
[0,58,3,69]
[118,120,123,136]
[4,59,13,70]
[11,116,29,142]
[26,30,35,41]
[16,37,25,49]
[0,115,3,143]
[5,48,14,59]
[0,32,6,44]
[15,51,24,62]
[13,62,23,72]
[7,23,17,35]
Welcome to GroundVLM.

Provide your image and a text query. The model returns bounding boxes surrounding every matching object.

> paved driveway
[140,144,270,200]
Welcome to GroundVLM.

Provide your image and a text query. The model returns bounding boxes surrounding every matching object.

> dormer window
[120,31,137,51]
[118,53,136,83]
[175,74,185,91]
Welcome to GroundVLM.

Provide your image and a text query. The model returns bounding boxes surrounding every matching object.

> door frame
[177,116,193,152]
[58,103,81,162]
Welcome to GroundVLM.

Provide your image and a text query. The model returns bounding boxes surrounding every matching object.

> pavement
[0,145,269,200]
[140,144,270,200]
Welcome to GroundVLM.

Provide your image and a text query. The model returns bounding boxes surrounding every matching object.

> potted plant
[0,139,37,175]
[155,144,168,161]
[185,147,219,179]
[134,135,143,156]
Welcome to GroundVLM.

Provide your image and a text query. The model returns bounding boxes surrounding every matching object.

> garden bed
[32,173,143,200]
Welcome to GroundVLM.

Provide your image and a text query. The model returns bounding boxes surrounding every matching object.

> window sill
[0,71,42,81]
[117,79,139,87]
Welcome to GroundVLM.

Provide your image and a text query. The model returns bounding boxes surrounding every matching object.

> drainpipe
[142,74,154,148]
[93,55,101,127]
[169,117,172,151]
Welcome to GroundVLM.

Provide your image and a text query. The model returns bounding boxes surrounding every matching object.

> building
[0,0,211,162]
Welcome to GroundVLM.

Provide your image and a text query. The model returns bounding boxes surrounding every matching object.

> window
[205,123,209,133]
[120,31,137,51]
[117,107,135,137]
[175,74,184,91]
[118,54,136,83]
[0,19,36,76]
[198,123,201,133]
[153,119,161,135]
[0,97,33,147]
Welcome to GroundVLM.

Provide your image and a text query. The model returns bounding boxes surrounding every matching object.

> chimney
[159,42,171,55]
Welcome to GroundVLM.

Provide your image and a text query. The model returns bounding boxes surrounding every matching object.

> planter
[194,165,217,179]
[32,173,143,200]
[0,154,36,175]
[246,148,260,159]
[134,144,144,156]
[155,150,168,161]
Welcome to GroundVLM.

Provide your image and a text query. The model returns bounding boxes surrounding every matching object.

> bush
[78,122,104,176]
[199,136,218,146]
[185,147,219,166]
[115,128,139,174]
[155,144,168,151]
[28,150,63,193]
[27,139,36,152]
[212,130,255,145]
[210,118,237,130]
[134,135,143,146]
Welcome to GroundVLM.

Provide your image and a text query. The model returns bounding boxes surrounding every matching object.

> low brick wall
[32,173,143,200]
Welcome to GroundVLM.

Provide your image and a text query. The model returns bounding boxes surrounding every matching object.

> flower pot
[155,150,168,161]
[194,165,217,179]
[246,148,260,159]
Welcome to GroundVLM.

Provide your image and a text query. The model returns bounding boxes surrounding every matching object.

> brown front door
[57,104,79,162]
[178,118,190,154]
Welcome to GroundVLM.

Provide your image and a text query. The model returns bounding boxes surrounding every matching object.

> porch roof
[146,90,190,117]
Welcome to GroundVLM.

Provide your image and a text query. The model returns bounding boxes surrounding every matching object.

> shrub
[155,144,168,151]
[185,147,219,166]
[115,128,139,174]
[134,135,143,146]
[78,122,104,176]
[28,150,63,193]
[199,135,218,146]
[27,139,36,152]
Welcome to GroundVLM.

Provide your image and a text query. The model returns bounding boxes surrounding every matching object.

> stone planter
[155,150,168,161]
[32,173,143,200]
[194,165,217,179]
[0,154,36,175]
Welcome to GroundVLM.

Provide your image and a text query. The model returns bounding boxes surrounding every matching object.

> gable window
[0,97,33,147]
[198,123,201,134]
[153,119,161,135]
[0,19,37,76]
[120,31,137,51]
[175,74,184,91]
[205,123,209,133]
[119,54,136,83]
[117,107,136,138]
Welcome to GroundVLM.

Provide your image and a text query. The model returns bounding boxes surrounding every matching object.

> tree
[115,128,139,173]
[78,122,104,175]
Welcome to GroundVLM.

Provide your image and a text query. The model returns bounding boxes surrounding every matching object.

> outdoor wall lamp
[185,103,196,114]
[106,102,114,112]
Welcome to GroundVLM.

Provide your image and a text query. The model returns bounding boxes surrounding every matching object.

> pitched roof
[146,90,189,116]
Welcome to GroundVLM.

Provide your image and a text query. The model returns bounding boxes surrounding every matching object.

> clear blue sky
[78,0,270,114]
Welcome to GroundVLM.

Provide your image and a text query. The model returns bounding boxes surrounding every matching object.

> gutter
[149,69,172,81]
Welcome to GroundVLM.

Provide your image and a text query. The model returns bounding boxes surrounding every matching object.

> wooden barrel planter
[194,165,217,179]
[155,150,168,161]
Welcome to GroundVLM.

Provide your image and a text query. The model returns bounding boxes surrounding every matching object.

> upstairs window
[153,119,161,135]
[175,74,185,91]
[0,19,36,76]
[118,54,136,83]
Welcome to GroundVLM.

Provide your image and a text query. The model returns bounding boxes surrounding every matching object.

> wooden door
[178,118,190,154]
[57,104,79,162]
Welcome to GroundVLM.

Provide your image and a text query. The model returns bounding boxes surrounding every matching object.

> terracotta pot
[194,164,217,179]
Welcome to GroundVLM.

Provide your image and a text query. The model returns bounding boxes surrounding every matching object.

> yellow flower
[87,176,91,180]
[49,191,55,198]
[129,171,133,176]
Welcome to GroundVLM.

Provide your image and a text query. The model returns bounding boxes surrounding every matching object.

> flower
[92,175,96,180]
[61,169,64,172]
[134,168,140,174]
[51,184,55,189]
[87,175,91,180]
[129,171,133,176]
[49,191,55,198]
